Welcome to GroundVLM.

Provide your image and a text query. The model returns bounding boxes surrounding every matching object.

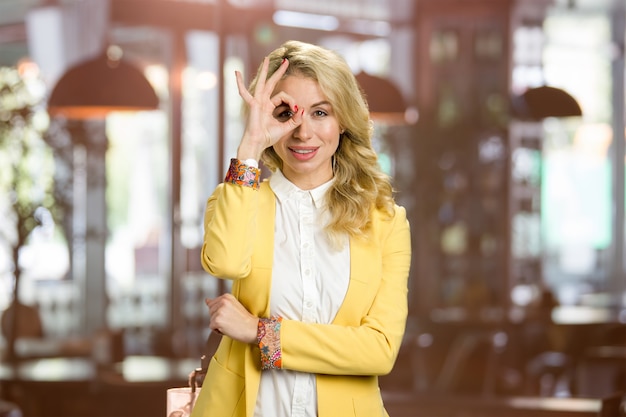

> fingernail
[294,105,298,112]
[282,58,287,64]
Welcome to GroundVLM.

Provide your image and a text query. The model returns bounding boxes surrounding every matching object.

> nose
[293,114,312,141]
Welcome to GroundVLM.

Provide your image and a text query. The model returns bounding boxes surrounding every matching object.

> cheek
[272,139,289,157]
[322,128,341,146]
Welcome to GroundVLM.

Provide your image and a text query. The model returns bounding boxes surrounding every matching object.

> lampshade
[356,71,416,125]
[48,49,159,119]
[511,85,582,120]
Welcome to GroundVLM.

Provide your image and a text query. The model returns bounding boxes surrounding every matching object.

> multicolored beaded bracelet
[257,316,283,370]
[224,158,260,190]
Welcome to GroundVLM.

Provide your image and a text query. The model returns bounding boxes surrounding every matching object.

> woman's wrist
[237,141,264,163]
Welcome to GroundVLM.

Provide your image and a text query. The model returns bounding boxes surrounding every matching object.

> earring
[332,154,337,173]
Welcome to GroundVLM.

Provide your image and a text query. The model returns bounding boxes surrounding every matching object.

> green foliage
[0,64,56,277]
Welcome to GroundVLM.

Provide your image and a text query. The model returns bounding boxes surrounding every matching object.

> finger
[207,302,224,331]
[235,71,253,102]
[292,107,305,125]
[206,294,236,311]
[223,293,237,302]
[253,56,270,97]
[264,58,289,94]
[284,107,304,131]
[208,317,222,334]
[205,297,223,316]
[269,92,297,111]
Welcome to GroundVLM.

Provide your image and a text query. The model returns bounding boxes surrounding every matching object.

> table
[0,355,201,417]
[382,392,602,417]
[0,357,97,417]
[407,306,626,397]
[0,357,95,382]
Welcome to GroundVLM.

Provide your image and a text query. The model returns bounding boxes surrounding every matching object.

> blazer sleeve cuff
[257,316,283,370]
[224,158,261,190]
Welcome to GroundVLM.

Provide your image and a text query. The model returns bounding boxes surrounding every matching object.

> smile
[289,147,318,160]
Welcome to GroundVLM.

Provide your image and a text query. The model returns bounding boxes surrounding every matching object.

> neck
[282,168,333,190]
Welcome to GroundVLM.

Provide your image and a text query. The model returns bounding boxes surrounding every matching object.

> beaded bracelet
[257,316,283,370]
[224,158,260,190]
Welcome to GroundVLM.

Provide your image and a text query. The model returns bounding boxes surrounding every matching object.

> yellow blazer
[192,179,411,417]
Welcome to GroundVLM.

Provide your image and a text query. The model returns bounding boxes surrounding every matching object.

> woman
[192,40,411,417]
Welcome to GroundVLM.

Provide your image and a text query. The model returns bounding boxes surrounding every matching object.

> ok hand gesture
[235,57,303,161]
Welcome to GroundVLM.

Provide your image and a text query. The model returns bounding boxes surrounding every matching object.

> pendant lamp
[511,85,582,120]
[48,45,159,119]
[356,71,417,125]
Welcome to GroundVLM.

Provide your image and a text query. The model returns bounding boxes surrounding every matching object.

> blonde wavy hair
[247,40,396,244]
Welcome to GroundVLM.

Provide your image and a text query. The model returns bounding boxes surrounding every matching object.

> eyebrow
[276,100,332,110]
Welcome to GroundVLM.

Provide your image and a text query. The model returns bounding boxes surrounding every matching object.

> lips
[289,147,318,160]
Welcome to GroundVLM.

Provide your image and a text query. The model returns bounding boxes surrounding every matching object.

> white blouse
[254,170,350,417]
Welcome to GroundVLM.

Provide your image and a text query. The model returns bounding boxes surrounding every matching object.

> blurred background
[0,0,625,416]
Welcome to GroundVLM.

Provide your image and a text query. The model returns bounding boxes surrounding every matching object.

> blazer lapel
[255,184,276,316]
[332,236,373,325]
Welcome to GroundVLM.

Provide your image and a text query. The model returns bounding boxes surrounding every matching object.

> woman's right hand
[235,57,303,161]
[205,293,259,344]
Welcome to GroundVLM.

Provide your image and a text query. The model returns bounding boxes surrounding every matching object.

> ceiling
[0,0,413,66]
[0,0,618,67]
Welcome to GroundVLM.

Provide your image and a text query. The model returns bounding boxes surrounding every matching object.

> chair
[433,328,510,396]
[599,392,625,417]
[0,400,22,417]
[0,301,44,340]
[577,324,626,398]
[524,350,573,397]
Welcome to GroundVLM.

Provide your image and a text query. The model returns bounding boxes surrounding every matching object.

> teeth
[293,149,313,154]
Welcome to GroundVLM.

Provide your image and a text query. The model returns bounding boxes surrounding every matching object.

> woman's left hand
[205,294,259,344]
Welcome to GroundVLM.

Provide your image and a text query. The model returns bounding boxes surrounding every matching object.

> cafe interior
[0,0,625,416]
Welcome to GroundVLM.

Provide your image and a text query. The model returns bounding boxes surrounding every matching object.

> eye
[313,109,328,117]
[274,108,294,121]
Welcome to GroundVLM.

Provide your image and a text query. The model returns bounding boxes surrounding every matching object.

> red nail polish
[294,105,298,112]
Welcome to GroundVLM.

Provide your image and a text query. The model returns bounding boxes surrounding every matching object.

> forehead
[274,75,329,105]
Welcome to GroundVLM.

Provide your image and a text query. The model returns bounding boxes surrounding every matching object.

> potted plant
[0,62,61,361]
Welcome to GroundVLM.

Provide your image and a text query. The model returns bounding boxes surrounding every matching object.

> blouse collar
[269,169,334,208]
